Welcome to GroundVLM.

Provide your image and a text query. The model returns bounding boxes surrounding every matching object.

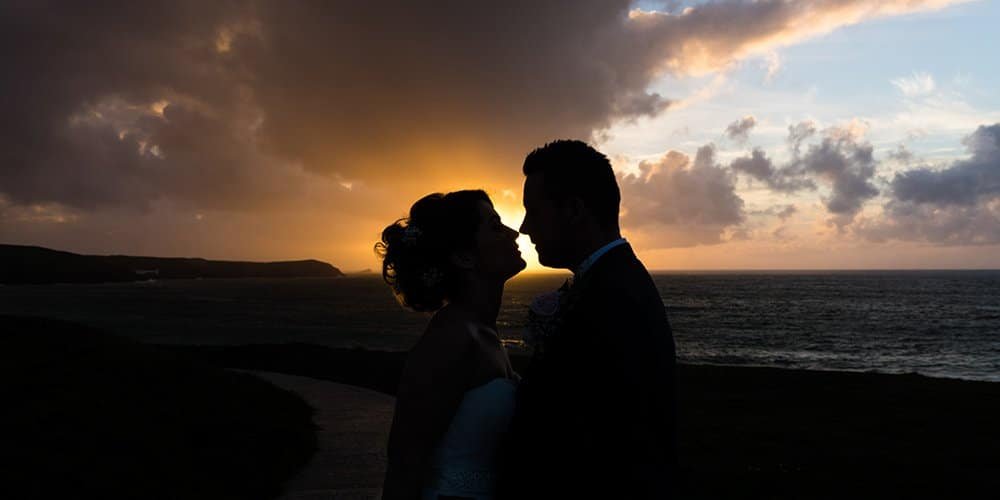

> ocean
[3,271,998,382]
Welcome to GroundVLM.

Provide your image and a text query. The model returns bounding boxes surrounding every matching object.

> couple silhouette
[377,140,677,499]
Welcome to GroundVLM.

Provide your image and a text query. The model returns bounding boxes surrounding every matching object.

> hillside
[0,244,344,284]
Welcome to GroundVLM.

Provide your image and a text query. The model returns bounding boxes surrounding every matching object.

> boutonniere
[524,278,578,351]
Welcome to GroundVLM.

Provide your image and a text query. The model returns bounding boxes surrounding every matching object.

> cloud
[788,121,818,154]
[620,144,745,248]
[723,121,1000,246]
[727,121,879,227]
[750,204,798,221]
[0,0,975,268]
[775,204,798,220]
[627,0,967,76]
[0,0,968,215]
[797,125,880,227]
[891,72,936,97]
[857,124,1000,245]
[0,2,294,212]
[887,144,916,164]
[725,115,757,142]
[891,124,1000,206]
[729,148,816,192]
[880,74,1000,137]
[762,51,782,82]
[856,200,1000,246]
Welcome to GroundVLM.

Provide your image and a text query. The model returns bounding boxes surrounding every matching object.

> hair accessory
[402,224,422,246]
[422,267,444,287]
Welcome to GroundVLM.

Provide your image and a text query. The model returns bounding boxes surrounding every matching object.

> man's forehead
[523,172,544,196]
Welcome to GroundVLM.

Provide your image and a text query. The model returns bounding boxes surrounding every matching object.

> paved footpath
[245,371,395,500]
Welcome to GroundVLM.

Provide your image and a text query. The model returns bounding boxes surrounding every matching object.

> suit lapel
[538,243,633,357]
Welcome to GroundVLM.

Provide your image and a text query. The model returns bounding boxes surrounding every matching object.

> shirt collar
[574,238,627,279]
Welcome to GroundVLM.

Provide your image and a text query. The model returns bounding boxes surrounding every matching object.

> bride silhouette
[377,190,525,500]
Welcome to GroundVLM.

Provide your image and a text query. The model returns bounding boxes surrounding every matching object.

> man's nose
[518,219,528,235]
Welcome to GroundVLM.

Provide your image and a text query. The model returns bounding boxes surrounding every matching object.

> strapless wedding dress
[422,378,517,500]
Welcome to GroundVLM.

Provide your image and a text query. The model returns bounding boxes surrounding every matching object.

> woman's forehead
[477,200,499,220]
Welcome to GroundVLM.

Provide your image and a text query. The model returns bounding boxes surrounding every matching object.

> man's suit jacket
[500,243,677,499]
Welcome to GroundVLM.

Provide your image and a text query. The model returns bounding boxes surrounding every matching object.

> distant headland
[0,244,343,284]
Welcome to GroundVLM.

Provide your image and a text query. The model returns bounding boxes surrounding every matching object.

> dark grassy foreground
[1,316,317,500]
[162,342,1000,499]
[4,314,998,499]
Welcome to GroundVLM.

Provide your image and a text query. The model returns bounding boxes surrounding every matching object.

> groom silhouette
[500,140,677,499]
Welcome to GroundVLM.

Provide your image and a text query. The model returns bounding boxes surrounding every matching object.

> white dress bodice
[422,377,517,500]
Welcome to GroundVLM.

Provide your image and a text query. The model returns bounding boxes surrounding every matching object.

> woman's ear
[450,250,476,270]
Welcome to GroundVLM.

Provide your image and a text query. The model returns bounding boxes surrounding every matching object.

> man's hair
[522,139,620,231]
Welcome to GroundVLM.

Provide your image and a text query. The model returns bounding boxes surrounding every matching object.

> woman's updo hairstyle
[375,189,492,312]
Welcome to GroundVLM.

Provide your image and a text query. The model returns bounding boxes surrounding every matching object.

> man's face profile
[520,172,569,268]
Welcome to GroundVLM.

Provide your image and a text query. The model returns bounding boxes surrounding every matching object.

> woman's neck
[448,277,504,328]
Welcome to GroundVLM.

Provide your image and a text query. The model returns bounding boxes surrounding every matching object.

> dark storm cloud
[620,145,745,247]
[0,1,280,211]
[0,0,963,216]
[1,0,663,212]
[724,115,757,142]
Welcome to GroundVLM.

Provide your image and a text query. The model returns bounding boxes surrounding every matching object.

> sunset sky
[2,0,999,271]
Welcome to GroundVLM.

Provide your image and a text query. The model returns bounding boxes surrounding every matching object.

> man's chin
[536,252,565,270]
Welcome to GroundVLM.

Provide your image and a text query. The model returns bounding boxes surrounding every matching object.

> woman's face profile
[472,200,526,281]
